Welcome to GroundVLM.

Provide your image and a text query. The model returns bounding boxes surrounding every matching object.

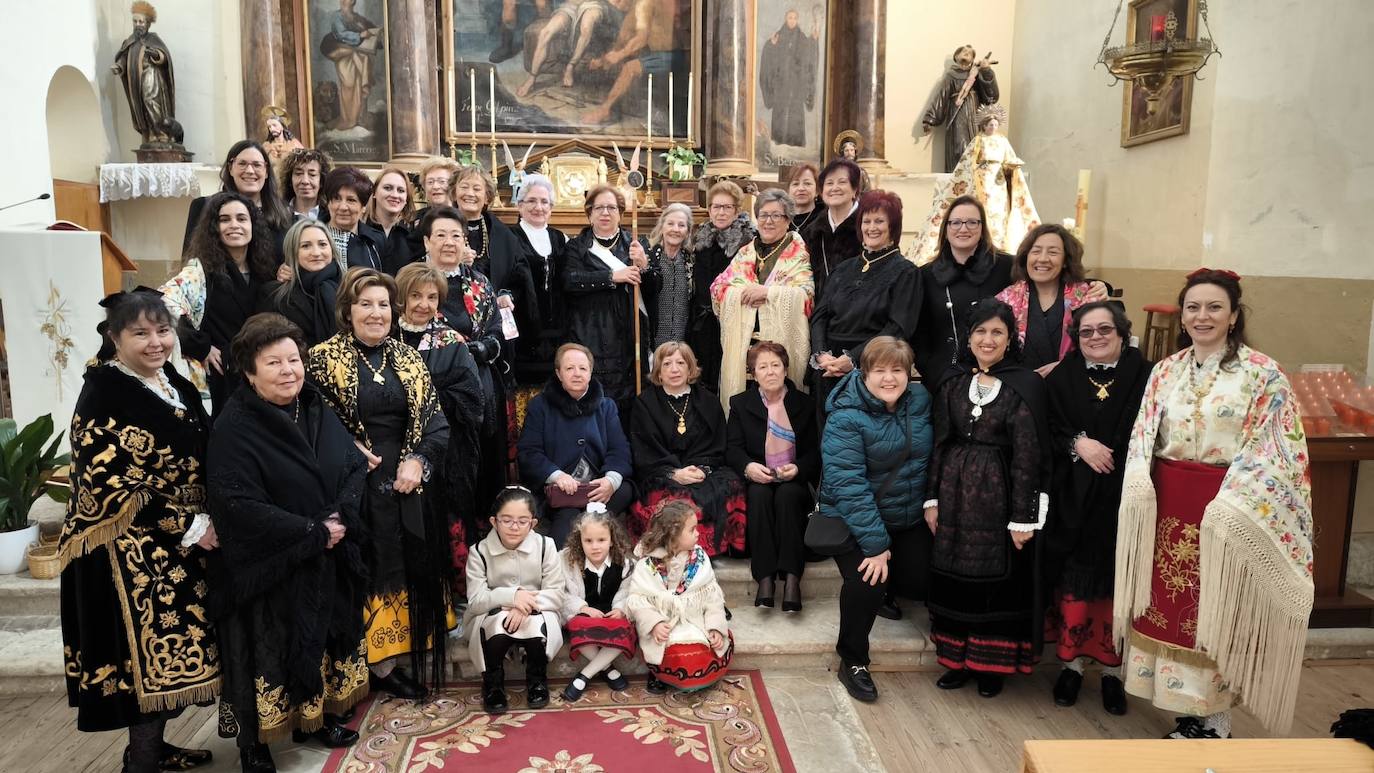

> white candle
[668,72,675,144]
[687,73,693,141]
[446,68,456,136]
[469,68,476,137]
[647,74,653,142]
[490,68,498,138]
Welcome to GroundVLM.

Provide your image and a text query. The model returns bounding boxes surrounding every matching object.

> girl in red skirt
[558,503,637,701]
[627,501,733,693]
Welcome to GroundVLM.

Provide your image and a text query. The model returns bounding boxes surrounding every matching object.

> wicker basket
[26,542,60,580]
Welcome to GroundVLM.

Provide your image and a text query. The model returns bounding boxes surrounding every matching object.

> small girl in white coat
[558,502,637,701]
[465,487,564,714]
[626,500,733,693]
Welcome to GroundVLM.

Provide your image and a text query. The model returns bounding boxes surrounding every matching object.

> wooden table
[1022,739,1374,772]
[1309,434,1374,627]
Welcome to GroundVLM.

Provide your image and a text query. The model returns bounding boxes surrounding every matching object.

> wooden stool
[1142,303,1180,361]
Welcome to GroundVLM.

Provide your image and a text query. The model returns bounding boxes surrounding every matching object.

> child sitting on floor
[465,486,565,714]
[558,502,637,701]
[626,500,733,693]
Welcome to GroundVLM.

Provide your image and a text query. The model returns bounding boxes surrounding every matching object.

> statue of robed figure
[113,2,191,161]
[916,45,998,173]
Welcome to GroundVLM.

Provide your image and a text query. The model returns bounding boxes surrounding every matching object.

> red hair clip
[1186,267,1242,282]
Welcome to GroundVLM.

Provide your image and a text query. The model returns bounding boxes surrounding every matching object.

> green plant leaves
[0,414,67,532]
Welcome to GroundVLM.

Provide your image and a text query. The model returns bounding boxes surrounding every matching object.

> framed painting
[1120,0,1196,148]
[753,1,827,175]
[298,0,393,163]
[442,0,701,144]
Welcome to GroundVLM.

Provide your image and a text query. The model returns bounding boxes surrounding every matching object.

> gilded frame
[1120,0,1197,148]
[297,0,395,164]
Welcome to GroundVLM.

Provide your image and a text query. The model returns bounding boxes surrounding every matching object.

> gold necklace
[355,343,388,384]
[668,392,690,434]
[469,216,489,262]
[757,233,790,266]
[860,246,900,273]
[1087,375,1115,401]
[1186,351,1220,426]
[596,230,622,250]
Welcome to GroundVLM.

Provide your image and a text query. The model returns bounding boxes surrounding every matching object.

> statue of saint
[112,2,179,148]
[261,107,304,162]
[915,45,999,173]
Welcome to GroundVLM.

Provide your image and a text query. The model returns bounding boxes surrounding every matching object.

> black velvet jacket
[724,381,821,484]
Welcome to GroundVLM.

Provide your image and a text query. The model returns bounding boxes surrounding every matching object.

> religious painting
[752,1,827,175]
[443,0,701,144]
[1120,0,1196,147]
[299,0,393,163]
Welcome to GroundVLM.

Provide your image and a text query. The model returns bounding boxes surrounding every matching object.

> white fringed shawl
[625,546,729,665]
[1114,345,1313,732]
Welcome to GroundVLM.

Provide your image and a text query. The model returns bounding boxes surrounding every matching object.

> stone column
[386,0,440,165]
[240,0,301,142]
[825,0,896,174]
[703,0,755,177]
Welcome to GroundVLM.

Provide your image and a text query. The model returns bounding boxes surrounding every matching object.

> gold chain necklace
[757,233,790,267]
[469,216,489,262]
[860,246,900,273]
[355,343,388,384]
[596,230,622,250]
[668,393,690,435]
[1186,351,1220,426]
[1087,375,1115,401]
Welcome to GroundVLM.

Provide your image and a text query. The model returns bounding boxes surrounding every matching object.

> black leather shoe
[781,574,802,613]
[875,594,901,620]
[603,668,629,691]
[936,668,972,690]
[239,742,276,773]
[371,670,425,700]
[563,674,589,702]
[837,661,878,702]
[646,673,670,694]
[525,647,550,709]
[123,743,215,772]
[976,673,1004,698]
[1053,668,1083,707]
[337,706,356,723]
[482,668,509,714]
[1101,674,1128,716]
[754,577,775,608]
[293,718,359,748]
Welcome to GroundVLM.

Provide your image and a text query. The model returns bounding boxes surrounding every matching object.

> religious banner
[1120,0,1197,147]
[753,1,827,175]
[443,0,701,143]
[299,0,393,163]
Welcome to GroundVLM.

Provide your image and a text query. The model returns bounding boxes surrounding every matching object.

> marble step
[0,572,60,617]
[710,556,843,605]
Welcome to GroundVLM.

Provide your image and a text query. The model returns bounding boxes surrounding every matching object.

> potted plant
[661,144,706,182]
[0,415,70,574]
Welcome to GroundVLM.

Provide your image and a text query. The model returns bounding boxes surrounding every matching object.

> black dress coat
[511,220,570,384]
[724,381,821,484]
[562,227,662,406]
[183,194,286,262]
[343,222,388,272]
[913,247,1014,383]
[256,261,342,350]
[686,215,754,391]
[799,205,861,303]
[366,218,419,275]
[177,264,267,415]
[470,211,538,326]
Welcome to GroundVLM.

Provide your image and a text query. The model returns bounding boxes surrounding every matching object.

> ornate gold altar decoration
[539,153,609,209]
[1097,0,1219,107]
[39,281,76,401]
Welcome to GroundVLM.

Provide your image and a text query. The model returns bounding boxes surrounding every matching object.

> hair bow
[1186,267,1242,282]
[98,285,164,308]
[585,502,608,515]
[502,484,532,494]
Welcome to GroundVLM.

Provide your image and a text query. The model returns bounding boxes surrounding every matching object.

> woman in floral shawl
[1114,269,1312,739]
[710,189,814,412]
[994,225,1096,375]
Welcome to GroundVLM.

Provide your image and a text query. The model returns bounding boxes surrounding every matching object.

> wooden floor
[4,663,1372,772]
[852,663,1374,772]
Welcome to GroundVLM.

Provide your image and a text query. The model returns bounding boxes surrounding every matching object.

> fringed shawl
[995,280,1094,360]
[626,546,729,664]
[1113,345,1312,732]
[710,234,814,411]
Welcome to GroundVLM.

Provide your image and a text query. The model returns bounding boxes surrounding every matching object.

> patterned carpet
[323,670,795,772]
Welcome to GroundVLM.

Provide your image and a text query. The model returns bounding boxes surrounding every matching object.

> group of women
[57,140,1313,773]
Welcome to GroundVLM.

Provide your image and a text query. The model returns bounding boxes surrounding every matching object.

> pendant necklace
[967,374,1001,420]
[757,234,790,266]
[355,344,389,384]
[469,216,489,263]
[668,393,690,435]
[1087,375,1115,401]
[1187,351,1220,426]
[860,246,900,273]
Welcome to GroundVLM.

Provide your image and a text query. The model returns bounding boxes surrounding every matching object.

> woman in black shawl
[58,290,219,773]
[798,159,862,304]
[258,218,343,349]
[510,174,569,386]
[307,268,451,701]
[686,180,755,391]
[629,342,746,557]
[1042,302,1150,715]
[451,165,538,333]
[924,299,1052,699]
[394,262,486,593]
[208,314,368,771]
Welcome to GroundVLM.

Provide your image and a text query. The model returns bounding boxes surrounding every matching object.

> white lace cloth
[99,163,202,202]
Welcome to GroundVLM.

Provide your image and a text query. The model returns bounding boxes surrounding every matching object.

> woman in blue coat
[516,343,635,546]
[817,336,933,704]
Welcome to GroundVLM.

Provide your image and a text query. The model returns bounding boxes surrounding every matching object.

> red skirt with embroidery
[1045,594,1120,666]
[629,480,746,557]
[648,633,735,691]
[567,614,637,661]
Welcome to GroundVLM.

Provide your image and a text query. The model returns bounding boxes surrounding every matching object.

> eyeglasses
[591,204,620,213]
[522,198,552,208]
[1077,325,1118,339]
[947,219,982,231]
[496,518,533,528]
[756,212,788,222]
[232,160,266,172]
[710,204,737,212]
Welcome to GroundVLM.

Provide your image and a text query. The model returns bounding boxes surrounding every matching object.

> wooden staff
[630,186,642,395]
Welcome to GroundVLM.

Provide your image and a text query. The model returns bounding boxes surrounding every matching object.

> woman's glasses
[1076,325,1118,339]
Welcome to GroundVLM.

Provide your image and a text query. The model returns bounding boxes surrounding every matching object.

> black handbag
[805,448,911,556]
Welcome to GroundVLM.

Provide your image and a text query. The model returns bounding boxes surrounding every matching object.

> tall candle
[686,73,693,141]
[646,74,653,143]
[668,72,675,144]
[489,67,497,138]
[1074,169,1092,242]
[446,68,456,136]
[469,68,476,137]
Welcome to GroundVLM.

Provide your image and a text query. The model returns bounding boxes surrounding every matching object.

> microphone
[0,193,52,212]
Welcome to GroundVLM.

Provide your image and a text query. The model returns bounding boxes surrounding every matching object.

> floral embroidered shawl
[995,280,1094,360]
[1114,345,1312,732]
[157,259,210,394]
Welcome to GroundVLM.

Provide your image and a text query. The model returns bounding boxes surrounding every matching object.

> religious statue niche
[112,1,191,162]
[298,0,392,163]
[442,0,701,143]
[914,45,999,173]
[831,129,871,191]
[754,1,828,175]
[911,104,1040,264]
[1120,0,1199,147]
[261,106,305,163]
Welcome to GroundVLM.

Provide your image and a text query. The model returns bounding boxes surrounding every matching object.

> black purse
[805,447,911,556]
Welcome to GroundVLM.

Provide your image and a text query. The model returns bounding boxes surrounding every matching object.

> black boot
[489,25,521,63]
[1101,674,1128,716]
[875,593,901,620]
[1053,668,1083,707]
[483,667,509,714]
[238,742,276,773]
[525,645,550,709]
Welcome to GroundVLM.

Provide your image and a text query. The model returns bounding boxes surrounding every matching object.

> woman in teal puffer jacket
[817,336,933,704]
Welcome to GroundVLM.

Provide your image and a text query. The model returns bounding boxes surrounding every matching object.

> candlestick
[469,68,477,139]
[668,72,675,144]
[489,67,497,139]
[490,138,503,207]
[646,74,653,143]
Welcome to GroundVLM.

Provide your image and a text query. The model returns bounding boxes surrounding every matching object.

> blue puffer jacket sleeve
[823,408,891,556]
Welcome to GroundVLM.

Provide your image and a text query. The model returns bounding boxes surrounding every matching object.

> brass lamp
[1097,0,1220,107]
